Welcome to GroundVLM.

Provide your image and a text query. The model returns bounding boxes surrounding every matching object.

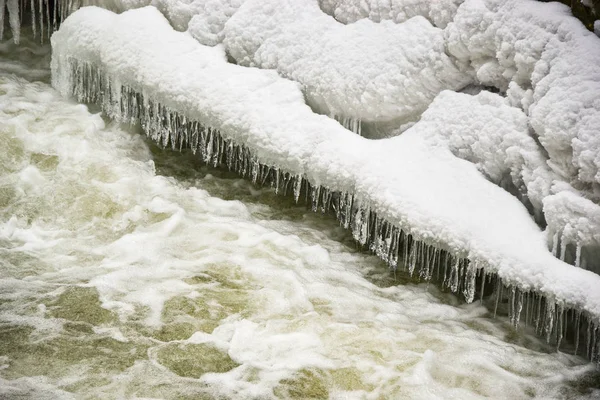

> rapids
[0,30,599,400]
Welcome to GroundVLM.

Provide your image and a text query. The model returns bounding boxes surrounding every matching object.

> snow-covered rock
[446,0,600,190]
[412,90,555,223]
[223,0,471,127]
[445,0,600,272]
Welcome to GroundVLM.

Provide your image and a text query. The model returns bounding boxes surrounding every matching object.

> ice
[0,0,20,43]
[318,0,463,28]
[223,0,471,128]
[51,7,600,361]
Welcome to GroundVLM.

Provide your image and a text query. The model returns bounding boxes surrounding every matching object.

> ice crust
[222,0,471,126]
[52,6,600,333]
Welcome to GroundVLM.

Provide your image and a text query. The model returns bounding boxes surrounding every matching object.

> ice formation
[52,6,600,362]
[446,0,600,273]
[0,0,20,43]
[222,0,471,128]
[318,0,464,28]
[413,90,555,223]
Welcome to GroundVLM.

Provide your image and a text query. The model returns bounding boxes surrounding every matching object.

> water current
[0,30,599,400]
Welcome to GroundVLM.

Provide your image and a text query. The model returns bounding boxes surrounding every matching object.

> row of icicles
[63,57,600,363]
[0,0,75,43]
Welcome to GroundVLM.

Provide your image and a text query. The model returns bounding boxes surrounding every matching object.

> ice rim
[50,6,600,363]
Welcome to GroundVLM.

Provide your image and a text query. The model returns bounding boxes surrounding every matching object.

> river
[0,30,598,400]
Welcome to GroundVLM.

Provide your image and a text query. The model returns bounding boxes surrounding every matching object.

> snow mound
[447,0,600,190]
[445,0,600,272]
[413,90,555,223]
[223,0,471,127]
[52,6,600,327]
[318,0,463,28]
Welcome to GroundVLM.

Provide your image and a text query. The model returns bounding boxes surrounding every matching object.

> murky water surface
[0,31,599,400]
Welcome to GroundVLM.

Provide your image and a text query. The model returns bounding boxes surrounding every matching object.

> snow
[223,0,471,126]
[411,90,555,223]
[447,0,600,190]
[446,0,600,273]
[52,6,600,325]
[318,0,463,28]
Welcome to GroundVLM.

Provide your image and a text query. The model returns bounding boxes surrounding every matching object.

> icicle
[431,248,439,281]
[321,188,331,213]
[204,128,213,164]
[509,286,516,326]
[293,175,302,203]
[407,241,418,277]
[387,227,399,269]
[524,292,530,327]
[401,232,409,271]
[512,288,524,329]
[53,0,57,31]
[274,168,280,194]
[559,233,567,261]
[574,243,582,269]
[551,231,559,257]
[420,244,430,280]
[31,0,36,39]
[39,0,44,43]
[46,0,51,41]
[535,294,542,334]
[342,193,353,229]
[7,0,20,44]
[0,0,5,41]
[545,299,555,343]
[479,270,487,304]
[352,202,369,246]
[251,159,259,184]
[305,180,310,204]
[370,217,380,253]
[282,172,291,196]
[587,321,593,360]
[213,133,221,168]
[442,253,450,287]
[556,304,564,349]
[494,280,503,318]
[463,262,477,303]
[574,311,581,355]
[311,185,320,213]
[450,258,460,292]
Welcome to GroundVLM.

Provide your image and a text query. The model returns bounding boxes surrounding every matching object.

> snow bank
[52,7,600,343]
[412,90,555,223]
[318,0,463,28]
[223,0,470,127]
[447,0,600,191]
[446,0,600,271]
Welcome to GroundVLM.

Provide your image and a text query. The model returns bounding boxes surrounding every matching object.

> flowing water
[0,31,599,400]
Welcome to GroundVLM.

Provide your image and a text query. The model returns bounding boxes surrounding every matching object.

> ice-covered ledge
[52,6,600,362]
